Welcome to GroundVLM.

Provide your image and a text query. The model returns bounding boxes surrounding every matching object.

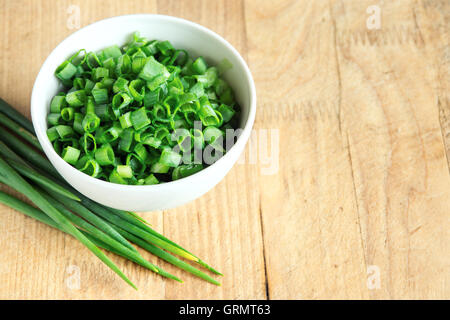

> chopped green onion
[130,107,150,130]
[55,125,74,139]
[82,113,100,133]
[144,173,159,185]
[47,113,62,126]
[61,146,81,165]
[118,128,134,152]
[129,79,145,101]
[92,88,108,104]
[65,90,86,107]
[172,164,204,180]
[95,144,115,165]
[119,112,132,129]
[102,45,122,60]
[116,54,131,75]
[61,107,75,121]
[112,92,132,109]
[73,113,84,134]
[159,149,182,167]
[50,95,67,113]
[117,165,133,178]
[98,126,121,144]
[93,67,109,80]
[217,104,235,123]
[151,162,170,173]
[55,61,77,82]
[217,58,233,74]
[134,143,148,161]
[47,127,59,141]
[131,56,147,74]
[142,135,161,148]
[192,57,207,74]
[199,101,220,126]
[113,77,129,93]
[46,34,239,184]
[80,158,101,177]
[190,82,204,97]
[157,40,174,55]
[139,56,170,82]
[109,168,128,184]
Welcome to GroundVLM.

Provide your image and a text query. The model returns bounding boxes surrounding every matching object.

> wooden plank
[245,0,449,299]
[157,0,266,300]
[244,0,368,299]
[424,0,450,169]
[332,0,450,299]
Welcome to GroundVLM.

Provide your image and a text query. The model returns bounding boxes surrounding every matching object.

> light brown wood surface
[0,0,448,300]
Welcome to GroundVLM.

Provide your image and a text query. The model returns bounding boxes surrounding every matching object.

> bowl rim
[31,14,256,191]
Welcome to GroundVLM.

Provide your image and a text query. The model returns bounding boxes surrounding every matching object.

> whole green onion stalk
[0,157,137,289]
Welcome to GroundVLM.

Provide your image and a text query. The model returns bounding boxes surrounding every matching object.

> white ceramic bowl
[31,14,256,211]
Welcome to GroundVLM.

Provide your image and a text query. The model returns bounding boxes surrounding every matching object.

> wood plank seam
[419,0,450,172]
[258,200,270,300]
[331,4,344,137]
[344,132,368,283]
[438,97,450,173]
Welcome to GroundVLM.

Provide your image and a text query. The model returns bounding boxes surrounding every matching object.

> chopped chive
[61,107,75,121]
[65,90,86,107]
[130,107,150,130]
[0,157,136,289]
[95,144,115,166]
[117,165,133,178]
[44,34,239,184]
[192,57,208,74]
[61,146,81,165]
[92,88,109,104]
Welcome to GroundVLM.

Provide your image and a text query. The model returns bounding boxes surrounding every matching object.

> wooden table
[0,0,448,300]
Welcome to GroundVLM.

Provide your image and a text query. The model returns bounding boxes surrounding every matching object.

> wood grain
[0,0,448,299]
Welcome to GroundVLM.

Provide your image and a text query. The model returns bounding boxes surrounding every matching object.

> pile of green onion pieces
[46,32,239,185]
